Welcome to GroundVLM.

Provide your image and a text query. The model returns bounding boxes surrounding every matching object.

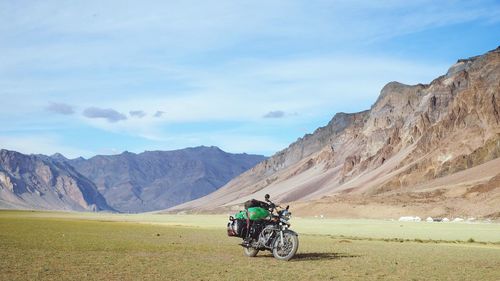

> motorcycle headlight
[282,210,291,219]
[278,210,291,225]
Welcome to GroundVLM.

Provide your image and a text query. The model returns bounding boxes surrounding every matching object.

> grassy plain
[1,210,499,280]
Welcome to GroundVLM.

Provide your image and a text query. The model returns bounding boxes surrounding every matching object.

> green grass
[1,210,499,280]
[293,218,500,243]
[2,210,499,242]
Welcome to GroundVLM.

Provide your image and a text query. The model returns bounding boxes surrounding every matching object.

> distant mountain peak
[50,153,68,161]
[64,147,266,212]
[191,145,223,151]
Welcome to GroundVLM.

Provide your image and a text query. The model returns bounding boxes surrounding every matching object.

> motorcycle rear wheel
[243,247,259,257]
[272,232,299,261]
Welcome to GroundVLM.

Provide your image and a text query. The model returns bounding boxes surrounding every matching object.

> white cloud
[104,55,449,122]
[1,1,496,48]
[53,53,448,153]
[0,1,497,74]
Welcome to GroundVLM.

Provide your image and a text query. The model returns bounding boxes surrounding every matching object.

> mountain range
[170,47,500,219]
[2,47,498,218]
[0,146,265,212]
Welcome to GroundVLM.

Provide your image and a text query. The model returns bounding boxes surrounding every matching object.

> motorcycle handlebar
[268,202,282,212]
[265,196,284,211]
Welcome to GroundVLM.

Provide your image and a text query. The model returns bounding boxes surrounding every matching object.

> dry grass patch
[0,211,499,280]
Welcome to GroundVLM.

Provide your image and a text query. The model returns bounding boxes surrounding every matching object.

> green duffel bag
[234,207,269,221]
[234,211,247,220]
[248,207,269,220]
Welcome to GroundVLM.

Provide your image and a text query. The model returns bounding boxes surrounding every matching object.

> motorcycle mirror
[264,194,270,201]
[286,205,289,210]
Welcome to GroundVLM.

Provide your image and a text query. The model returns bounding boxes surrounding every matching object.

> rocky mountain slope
[66,146,265,212]
[171,47,500,219]
[0,149,111,211]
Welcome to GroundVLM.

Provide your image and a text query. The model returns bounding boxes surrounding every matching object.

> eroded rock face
[0,171,14,191]
[172,47,500,217]
[0,149,111,211]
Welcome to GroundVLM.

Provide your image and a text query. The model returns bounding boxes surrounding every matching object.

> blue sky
[0,0,499,158]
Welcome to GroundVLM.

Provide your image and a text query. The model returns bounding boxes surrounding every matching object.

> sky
[0,0,499,158]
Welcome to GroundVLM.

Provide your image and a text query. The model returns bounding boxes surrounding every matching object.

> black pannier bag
[248,220,266,240]
[227,217,247,238]
[244,199,269,210]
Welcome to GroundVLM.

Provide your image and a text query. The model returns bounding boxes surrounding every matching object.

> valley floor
[1,210,499,280]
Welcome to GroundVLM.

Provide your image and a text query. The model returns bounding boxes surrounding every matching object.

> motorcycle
[227,194,299,261]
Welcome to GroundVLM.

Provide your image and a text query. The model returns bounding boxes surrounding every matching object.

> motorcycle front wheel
[272,232,299,261]
[243,247,259,257]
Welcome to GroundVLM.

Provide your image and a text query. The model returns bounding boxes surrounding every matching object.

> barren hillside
[170,47,500,219]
